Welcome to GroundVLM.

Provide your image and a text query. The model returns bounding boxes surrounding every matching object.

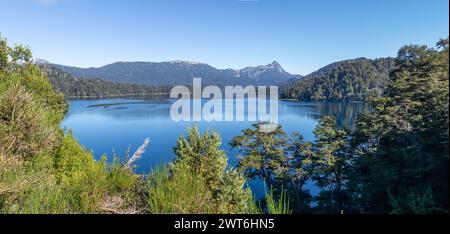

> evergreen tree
[285,132,314,212]
[230,123,289,189]
[281,58,396,101]
[350,38,449,213]
[231,124,315,212]
[172,127,253,213]
[311,116,351,212]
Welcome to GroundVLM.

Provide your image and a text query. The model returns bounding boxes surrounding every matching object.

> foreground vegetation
[0,35,289,214]
[1,34,448,214]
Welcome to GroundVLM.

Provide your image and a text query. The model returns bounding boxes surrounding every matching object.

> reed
[127,137,151,166]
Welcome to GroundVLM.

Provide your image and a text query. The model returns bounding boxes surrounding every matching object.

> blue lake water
[62,97,367,199]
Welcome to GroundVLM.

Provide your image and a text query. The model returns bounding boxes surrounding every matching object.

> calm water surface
[62,97,367,198]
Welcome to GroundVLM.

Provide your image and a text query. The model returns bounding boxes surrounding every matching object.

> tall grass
[0,133,142,214]
[265,186,291,214]
[146,166,214,213]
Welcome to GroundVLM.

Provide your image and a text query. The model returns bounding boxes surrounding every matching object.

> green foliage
[311,116,351,212]
[145,127,259,214]
[0,152,58,213]
[0,37,67,124]
[1,133,141,214]
[230,123,289,188]
[388,186,444,214]
[281,58,396,101]
[0,83,59,159]
[1,33,448,214]
[53,133,110,212]
[1,35,256,214]
[0,34,31,71]
[146,166,215,213]
[265,186,291,214]
[235,37,449,215]
[284,133,314,212]
[172,127,228,192]
[349,38,449,213]
[231,123,314,213]
[0,35,140,214]
[169,127,254,214]
[0,34,275,214]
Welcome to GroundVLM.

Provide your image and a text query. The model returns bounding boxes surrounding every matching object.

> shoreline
[65,92,171,99]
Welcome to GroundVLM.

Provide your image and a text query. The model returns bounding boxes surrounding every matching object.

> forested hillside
[39,64,171,98]
[281,57,396,101]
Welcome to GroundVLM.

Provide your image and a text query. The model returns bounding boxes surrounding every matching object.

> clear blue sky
[0,0,448,75]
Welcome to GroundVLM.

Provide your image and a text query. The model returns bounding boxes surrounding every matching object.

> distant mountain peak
[34,58,50,65]
[169,60,204,65]
[231,61,290,81]
[270,60,281,67]
[266,60,285,72]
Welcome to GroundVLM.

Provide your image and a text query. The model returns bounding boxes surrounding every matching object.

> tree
[172,127,253,213]
[280,58,396,101]
[230,123,289,189]
[285,132,314,212]
[349,38,449,213]
[0,35,64,160]
[231,123,315,212]
[311,116,351,212]
[1,34,140,214]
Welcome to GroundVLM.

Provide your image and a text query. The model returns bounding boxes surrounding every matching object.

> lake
[62,97,367,198]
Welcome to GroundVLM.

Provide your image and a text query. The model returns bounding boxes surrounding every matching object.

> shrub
[169,127,255,213]
[146,166,214,213]
[0,83,59,160]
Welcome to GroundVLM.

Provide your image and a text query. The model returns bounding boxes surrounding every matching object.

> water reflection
[286,102,370,130]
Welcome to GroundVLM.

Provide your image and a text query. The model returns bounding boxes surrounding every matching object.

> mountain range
[40,57,396,101]
[51,60,299,86]
[39,63,170,98]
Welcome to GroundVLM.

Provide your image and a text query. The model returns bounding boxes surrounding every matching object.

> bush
[53,134,141,213]
[146,166,214,213]
[168,127,255,214]
[1,35,258,214]
[0,83,59,160]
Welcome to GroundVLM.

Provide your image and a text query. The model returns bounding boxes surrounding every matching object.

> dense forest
[0,34,448,214]
[40,64,171,98]
[280,57,396,101]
